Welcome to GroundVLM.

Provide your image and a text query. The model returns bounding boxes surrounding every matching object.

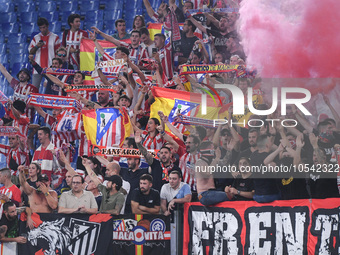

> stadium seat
[9,53,28,65]
[125,0,143,10]
[85,10,103,21]
[0,34,5,43]
[0,54,8,63]
[0,12,17,24]
[84,21,103,30]
[60,1,78,12]
[104,21,117,31]
[79,1,99,12]
[19,12,38,23]
[17,2,36,13]
[103,10,123,21]
[1,23,19,35]
[38,1,57,12]
[0,44,6,55]
[105,1,124,10]
[0,2,14,13]
[8,33,27,44]
[13,0,34,3]
[8,43,29,54]
[49,21,62,33]
[38,11,59,23]
[21,22,39,35]
[125,8,143,17]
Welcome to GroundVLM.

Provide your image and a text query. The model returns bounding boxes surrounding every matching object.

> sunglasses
[57,53,67,57]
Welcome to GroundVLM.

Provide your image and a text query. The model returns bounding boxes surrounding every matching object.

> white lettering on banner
[207,85,312,116]
[274,212,306,255]
[311,210,339,254]
[247,212,272,254]
[191,211,242,255]
[245,208,309,255]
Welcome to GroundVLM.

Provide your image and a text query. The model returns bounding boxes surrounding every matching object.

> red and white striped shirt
[179,152,201,190]
[10,79,38,121]
[62,29,88,69]
[79,126,89,157]
[120,42,149,65]
[141,130,164,150]
[5,108,30,137]
[32,142,58,182]
[45,114,63,148]
[0,185,21,218]
[158,43,173,79]
[0,144,29,176]
[29,32,61,74]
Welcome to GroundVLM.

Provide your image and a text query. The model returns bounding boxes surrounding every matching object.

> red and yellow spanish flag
[80,38,131,80]
[82,107,132,147]
[150,87,221,132]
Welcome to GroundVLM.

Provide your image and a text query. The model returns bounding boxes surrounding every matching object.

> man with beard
[173,19,198,64]
[0,202,27,243]
[62,13,88,69]
[135,131,181,192]
[120,156,148,214]
[308,133,339,198]
[131,174,160,214]
[179,135,201,192]
[188,14,232,58]
[84,162,125,215]
[0,66,38,121]
[239,129,259,159]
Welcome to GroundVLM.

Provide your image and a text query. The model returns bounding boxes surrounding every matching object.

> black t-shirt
[150,159,181,192]
[131,188,160,208]
[309,177,340,199]
[173,31,198,59]
[250,151,280,196]
[232,177,254,201]
[120,167,148,213]
[120,168,149,191]
[206,29,228,56]
[0,215,18,238]
[277,157,309,200]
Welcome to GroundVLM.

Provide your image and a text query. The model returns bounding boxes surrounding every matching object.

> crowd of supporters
[0,0,339,244]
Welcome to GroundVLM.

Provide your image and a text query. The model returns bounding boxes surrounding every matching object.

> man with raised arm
[83,162,125,215]
[18,167,58,213]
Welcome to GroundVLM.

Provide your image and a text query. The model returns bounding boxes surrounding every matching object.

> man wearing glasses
[58,175,98,214]
[55,47,74,70]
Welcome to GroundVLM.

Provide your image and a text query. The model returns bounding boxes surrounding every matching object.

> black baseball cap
[105,175,122,187]
[37,174,49,182]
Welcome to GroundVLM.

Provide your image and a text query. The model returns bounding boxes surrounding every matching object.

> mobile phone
[152,48,157,54]
[39,40,44,43]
